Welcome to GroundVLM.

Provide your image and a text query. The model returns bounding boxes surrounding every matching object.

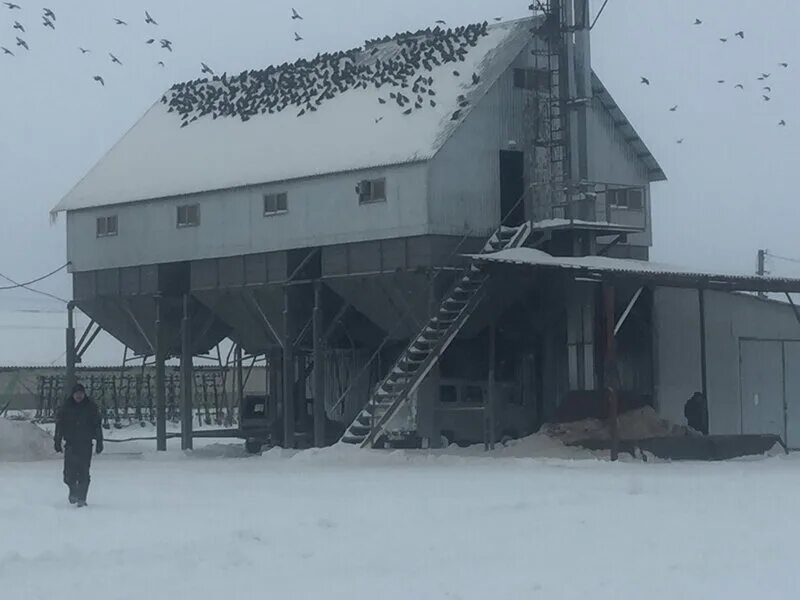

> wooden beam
[313,281,326,447]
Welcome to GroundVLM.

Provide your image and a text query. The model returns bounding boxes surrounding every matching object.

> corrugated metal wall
[66,163,429,272]
[427,44,537,236]
[654,288,800,439]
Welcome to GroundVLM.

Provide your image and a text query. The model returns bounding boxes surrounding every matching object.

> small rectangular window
[358,178,387,204]
[264,192,288,216]
[608,188,645,210]
[627,189,644,210]
[177,204,200,228]
[96,215,118,238]
[514,68,549,90]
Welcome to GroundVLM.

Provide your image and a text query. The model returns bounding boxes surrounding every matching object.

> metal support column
[603,282,619,461]
[66,302,77,393]
[282,286,295,449]
[180,294,193,450]
[235,344,244,422]
[312,281,326,447]
[486,323,497,451]
[699,288,709,406]
[154,295,167,452]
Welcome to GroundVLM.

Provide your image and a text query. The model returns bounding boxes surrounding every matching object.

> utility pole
[757,249,767,299]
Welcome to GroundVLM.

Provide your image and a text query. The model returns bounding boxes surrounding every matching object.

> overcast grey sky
[1,0,799,311]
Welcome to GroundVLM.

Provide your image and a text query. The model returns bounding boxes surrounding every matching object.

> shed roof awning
[471,248,800,293]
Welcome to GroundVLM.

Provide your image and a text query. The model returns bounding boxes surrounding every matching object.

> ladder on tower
[340,221,532,448]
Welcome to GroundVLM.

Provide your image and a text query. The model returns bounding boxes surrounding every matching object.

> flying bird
[43,8,55,20]
[145,10,157,25]
[109,52,122,65]
[4,2,21,9]
[157,60,165,67]
[375,116,383,123]
[668,105,678,112]
[734,83,744,89]
[717,79,725,84]
[43,17,55,30]
[78,47,90,54]
[201,62,214,75]
[640,76,650,85]
[294,32,303,41]
[779,120,786,126]
[291,8,302,20]
[735,31,744,39]
[719,37,728,42]
[693,18,702,25]
[763,95,771,101]
[779,62,789,68]
[93,75,105,86]
[472,73,480,85]
[1,46,13,56]
[114,18,127,25]
[13,20,23,32]
[435,20,446,25]
[763,86,772,92]
[493,17,502,21]
[15,36,28,50]
[146,38,155,44]
[676,138,684,144]
[453,70,460,76]
[160,38,173,51]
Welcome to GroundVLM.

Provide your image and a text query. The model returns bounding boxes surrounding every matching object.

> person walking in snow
[54,383,104,507]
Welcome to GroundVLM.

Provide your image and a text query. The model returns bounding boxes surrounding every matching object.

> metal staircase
[340,222,532,447]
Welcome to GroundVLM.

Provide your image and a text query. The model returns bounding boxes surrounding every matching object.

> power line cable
[591,0,612,29]
[0,263,69,291]
[765,252,800,266]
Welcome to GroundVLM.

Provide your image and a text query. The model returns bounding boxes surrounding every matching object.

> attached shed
[473,248,800,449]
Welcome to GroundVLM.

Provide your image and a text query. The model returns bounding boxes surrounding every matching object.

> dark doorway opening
[500,150,525,226]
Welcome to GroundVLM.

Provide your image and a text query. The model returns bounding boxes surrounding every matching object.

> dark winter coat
[684,392,709,435]
[55,397,103,448]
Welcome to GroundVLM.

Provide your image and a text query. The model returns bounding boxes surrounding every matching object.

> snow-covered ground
[3,430,800,599]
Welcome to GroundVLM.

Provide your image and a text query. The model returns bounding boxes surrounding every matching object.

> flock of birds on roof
[640,17,790,142]
[1,2,174,85]
[162,19,491,128]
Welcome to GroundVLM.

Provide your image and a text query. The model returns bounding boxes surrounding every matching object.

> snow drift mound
[0,418,54,462]
[543,406,692,444]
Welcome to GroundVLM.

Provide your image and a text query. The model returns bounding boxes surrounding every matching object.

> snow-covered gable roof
[54,18,537,213]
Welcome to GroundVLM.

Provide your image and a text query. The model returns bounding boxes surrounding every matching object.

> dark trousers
[63,443,93,501]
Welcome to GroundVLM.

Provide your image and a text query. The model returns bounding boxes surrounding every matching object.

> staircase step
[342,435,366,445]
[349,424,371,436]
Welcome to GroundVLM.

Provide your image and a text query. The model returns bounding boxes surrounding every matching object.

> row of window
[95,178,388,237]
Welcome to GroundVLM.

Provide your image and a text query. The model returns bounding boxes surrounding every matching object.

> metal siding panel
[120,267,140,295]
[381,238,407,271]
[244,253,268,286]
[783,342,800,448]
[218,256,245,288]
[191,259,217,290]
[739,340,785,437]
[321,245,349,277]
[267,252,287,282]
[96,269,120,296]
[349,241,381,274]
